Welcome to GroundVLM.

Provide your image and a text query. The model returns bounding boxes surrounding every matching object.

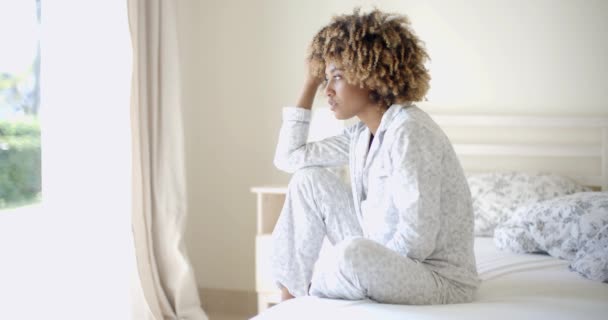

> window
[0,0,41,211]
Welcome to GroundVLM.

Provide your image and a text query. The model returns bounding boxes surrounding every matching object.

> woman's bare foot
[279,285,295,301]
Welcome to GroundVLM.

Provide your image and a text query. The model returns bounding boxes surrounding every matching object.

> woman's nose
[324,82,334,97]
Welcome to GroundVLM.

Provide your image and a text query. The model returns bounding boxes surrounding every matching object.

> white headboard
[429,115,608,191]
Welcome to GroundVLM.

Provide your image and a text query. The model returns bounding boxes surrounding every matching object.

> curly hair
[309,8,430,107]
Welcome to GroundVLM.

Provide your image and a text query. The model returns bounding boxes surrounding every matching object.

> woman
[272,8,479,305]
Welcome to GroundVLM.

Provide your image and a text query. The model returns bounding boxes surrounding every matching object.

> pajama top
[274,104,480,289]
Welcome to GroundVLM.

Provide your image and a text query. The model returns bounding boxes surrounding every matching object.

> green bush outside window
[0,118,41,209]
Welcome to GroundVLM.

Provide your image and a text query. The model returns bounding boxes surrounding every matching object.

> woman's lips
[329,100,337,111]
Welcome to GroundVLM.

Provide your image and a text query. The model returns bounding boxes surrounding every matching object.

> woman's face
[324,62,374,120]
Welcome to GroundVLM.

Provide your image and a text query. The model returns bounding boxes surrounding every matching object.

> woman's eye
[334,75,342,80]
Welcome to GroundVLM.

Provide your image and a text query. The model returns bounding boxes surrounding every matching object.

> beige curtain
[128,1,207,319]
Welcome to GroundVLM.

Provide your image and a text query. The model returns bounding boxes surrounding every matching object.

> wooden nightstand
[251,186,287,313]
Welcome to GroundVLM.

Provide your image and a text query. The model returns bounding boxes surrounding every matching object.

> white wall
[178,0,608,292]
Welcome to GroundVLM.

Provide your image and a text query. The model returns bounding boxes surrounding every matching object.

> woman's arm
[384,126,443,261]
[273,108,350,173]
[273,75,350,173]
[295,78,321,111]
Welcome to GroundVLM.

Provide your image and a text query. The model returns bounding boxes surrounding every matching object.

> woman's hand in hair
[296,62,323,110]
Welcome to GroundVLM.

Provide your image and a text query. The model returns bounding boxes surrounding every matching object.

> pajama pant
[271,167,474,305]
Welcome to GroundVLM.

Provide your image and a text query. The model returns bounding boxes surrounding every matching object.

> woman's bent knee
[290,167,336,184]
[288,167,344,195]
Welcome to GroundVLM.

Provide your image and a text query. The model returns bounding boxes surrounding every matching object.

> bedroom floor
[208,313,249,320]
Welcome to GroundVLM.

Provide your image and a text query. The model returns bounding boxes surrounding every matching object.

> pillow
[571,224,608,282]
[467,172,589,237]
[494,192,608,282]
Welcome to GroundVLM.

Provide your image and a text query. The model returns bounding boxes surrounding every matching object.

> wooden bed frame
[430,114,608,190]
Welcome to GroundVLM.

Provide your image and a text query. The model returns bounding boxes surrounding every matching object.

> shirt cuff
[282,107,312,122]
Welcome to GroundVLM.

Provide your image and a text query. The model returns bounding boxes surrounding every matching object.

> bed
[253,237,608,320]
[252,113,608,320]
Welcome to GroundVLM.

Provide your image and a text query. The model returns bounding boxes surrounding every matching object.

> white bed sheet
[252,237,608,320]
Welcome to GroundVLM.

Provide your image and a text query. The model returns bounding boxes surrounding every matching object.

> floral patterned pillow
[571,224,608,282]
[467,172,589,237]
[494,192,608,282]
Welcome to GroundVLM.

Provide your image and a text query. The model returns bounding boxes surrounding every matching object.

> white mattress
[252,237,608,320]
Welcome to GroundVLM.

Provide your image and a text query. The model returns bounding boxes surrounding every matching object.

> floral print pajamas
[272,105,480,304]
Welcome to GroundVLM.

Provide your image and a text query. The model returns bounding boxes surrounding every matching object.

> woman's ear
[369,90,380,103]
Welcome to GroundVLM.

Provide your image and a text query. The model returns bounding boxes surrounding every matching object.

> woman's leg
[310,238,474,304]
[271,167,362,298]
